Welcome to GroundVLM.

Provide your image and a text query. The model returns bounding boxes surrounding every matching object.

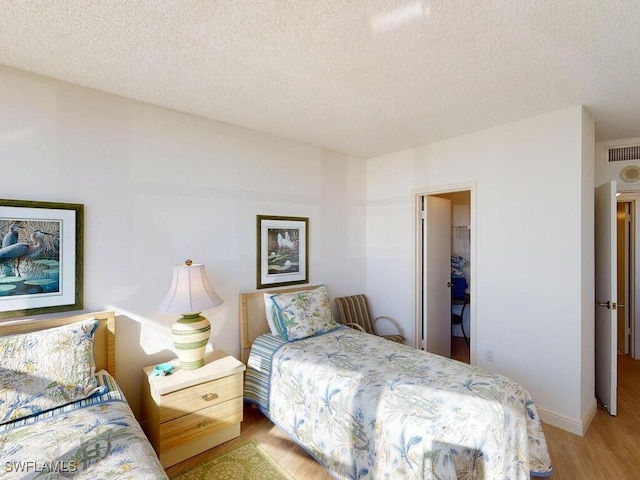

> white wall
[580,113,596,429]
[0,65,367,418]
[0,64,600,435]
[366,106,595,434]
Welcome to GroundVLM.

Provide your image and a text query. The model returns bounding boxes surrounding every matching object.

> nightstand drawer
[159,396,243,451]
[158,372,243,423]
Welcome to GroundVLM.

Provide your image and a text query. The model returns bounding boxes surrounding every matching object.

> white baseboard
[581,400,598,433]
[538,400,597,437]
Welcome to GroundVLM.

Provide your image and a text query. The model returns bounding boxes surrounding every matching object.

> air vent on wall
[608,145,640,163]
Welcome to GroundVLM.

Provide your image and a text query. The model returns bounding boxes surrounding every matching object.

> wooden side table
[142,350,246,468]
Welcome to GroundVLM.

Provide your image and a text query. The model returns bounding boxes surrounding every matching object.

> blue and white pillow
[0,319,103,425]
[266,285,340,341]
[451,255,468,269]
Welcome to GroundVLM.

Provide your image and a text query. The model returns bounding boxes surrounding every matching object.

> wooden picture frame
[0,199,83,319]
[256,215,308,289]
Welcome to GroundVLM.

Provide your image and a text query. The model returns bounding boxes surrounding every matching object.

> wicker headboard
[0,310,116,375]
[239,285,319,363]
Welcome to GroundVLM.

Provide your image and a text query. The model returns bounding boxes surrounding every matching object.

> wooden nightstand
[142,350,246,468]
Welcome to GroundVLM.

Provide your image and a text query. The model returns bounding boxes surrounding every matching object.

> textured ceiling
[1,1,639,158]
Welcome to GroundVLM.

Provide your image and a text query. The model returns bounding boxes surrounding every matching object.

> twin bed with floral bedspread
[242,285,553,480]
[0,311,167,479]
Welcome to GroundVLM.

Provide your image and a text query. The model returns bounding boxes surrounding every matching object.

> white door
[595,181,617,415]
[424,195,451,357]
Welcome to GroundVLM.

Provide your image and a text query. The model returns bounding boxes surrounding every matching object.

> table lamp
[158,259,223,370]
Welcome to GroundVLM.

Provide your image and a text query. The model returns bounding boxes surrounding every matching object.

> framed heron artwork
[0,199,83,319]
[256,215,309,289]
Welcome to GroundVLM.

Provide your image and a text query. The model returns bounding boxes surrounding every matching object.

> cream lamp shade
[158,259,223,370]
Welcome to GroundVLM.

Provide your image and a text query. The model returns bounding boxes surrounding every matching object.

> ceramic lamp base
[171,313,211,370]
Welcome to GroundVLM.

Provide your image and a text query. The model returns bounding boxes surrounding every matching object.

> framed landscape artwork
[0,199,83,319]
[257,215,309,289]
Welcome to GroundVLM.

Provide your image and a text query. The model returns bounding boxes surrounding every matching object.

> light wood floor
[540,352,640,479]
[166,352,640,480]
[451,334,470,363]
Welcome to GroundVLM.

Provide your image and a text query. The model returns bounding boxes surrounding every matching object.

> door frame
[414,181,477,364]
[617,192,640,359]
[616,201,631,356]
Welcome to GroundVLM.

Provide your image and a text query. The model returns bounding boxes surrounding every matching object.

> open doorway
[595,185,640,417]
[616,195,637,359]
[416,184,475,365]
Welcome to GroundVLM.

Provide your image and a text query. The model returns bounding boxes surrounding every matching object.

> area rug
[170,440,295,480]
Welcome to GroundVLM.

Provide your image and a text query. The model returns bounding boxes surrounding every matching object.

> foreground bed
[241,286,552,480]
[0,311,167,479]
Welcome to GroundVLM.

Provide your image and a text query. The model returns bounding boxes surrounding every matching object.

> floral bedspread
[264,328,552,479]
[0,372,167,480]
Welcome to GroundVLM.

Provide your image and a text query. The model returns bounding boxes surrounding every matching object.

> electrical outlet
[486,348,495,362]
